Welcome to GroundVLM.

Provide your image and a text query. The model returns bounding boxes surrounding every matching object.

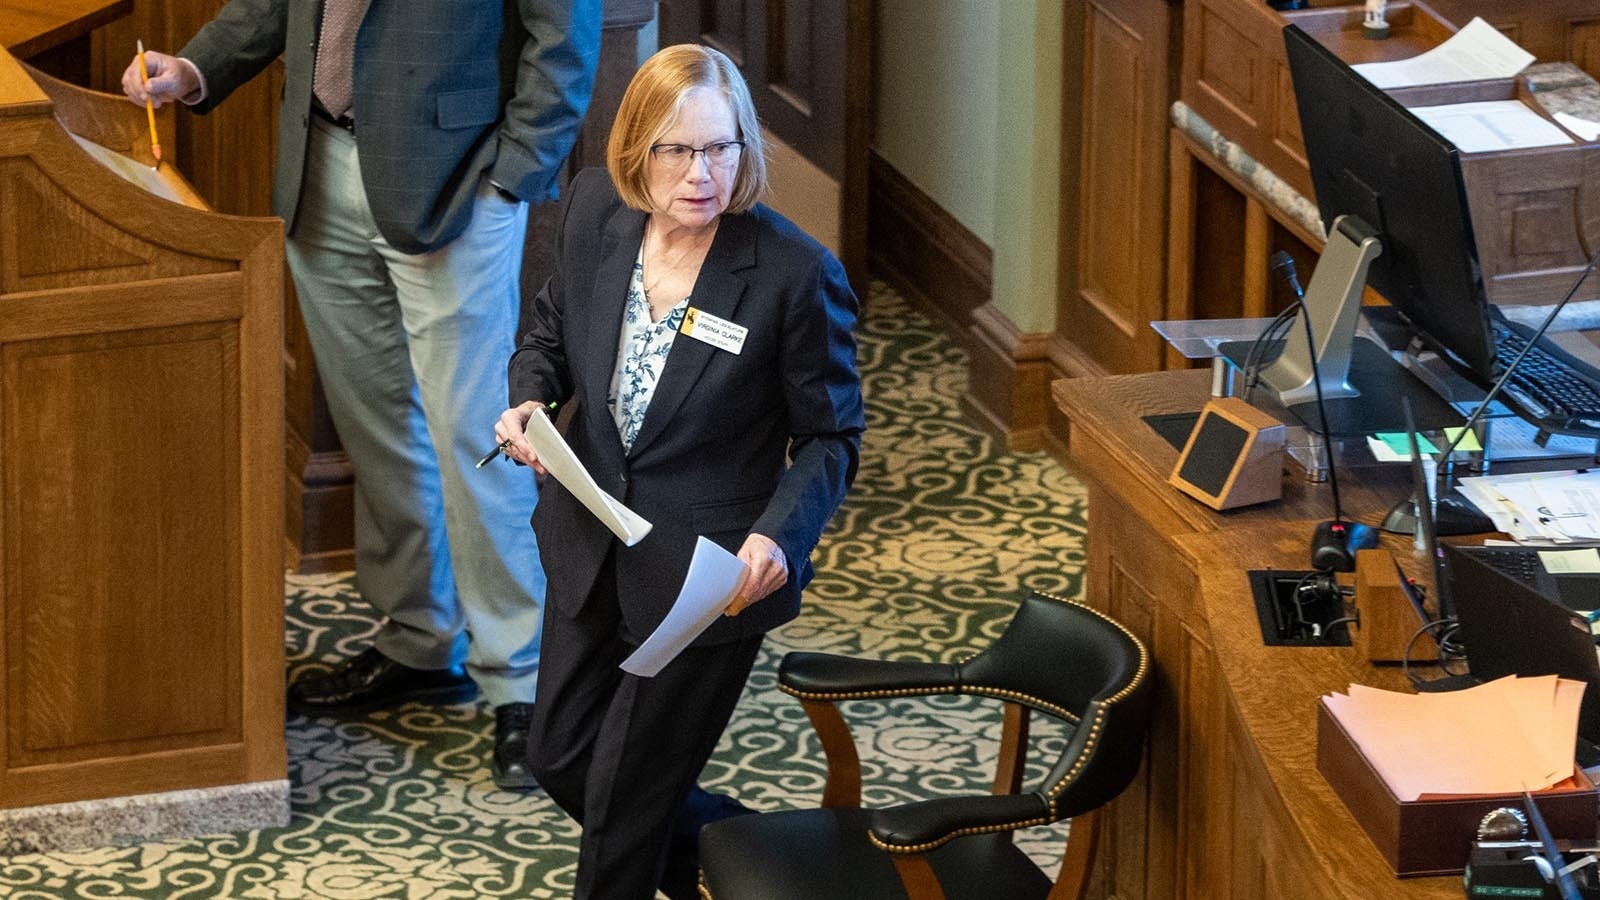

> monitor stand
[1218,214,1464,436]
[1258,215,1382,407]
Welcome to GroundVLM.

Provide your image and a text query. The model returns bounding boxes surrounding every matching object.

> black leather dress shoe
[288,647,478,714]
[490,702,538,790]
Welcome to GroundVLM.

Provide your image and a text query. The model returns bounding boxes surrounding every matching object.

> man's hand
[121,50,201,108]
[726,534,787,616]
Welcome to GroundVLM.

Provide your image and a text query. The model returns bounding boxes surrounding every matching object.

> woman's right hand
[495,402,548,476]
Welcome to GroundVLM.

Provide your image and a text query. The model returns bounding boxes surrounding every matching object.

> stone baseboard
[0,779,290,856]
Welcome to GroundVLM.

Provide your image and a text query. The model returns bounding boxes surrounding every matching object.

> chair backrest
[957,593,1154,821]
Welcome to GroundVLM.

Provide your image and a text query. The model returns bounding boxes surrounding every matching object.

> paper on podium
[1351,17,1534,89]
[620,536,749,677]
[523,408,652,546]
[70,133,191,206]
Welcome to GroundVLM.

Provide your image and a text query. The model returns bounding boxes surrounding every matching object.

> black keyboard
[1464,546,1544,588]
[1493,322,1600,433]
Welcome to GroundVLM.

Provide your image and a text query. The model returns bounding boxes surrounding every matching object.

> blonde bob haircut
[607,44,768,215]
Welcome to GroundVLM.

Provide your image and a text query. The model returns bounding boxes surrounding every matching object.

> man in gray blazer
[124,0,600,790]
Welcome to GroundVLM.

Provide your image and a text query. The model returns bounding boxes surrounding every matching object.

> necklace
[641,220,715,307]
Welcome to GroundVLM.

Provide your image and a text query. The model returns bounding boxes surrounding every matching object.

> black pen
[475,440,512,469]
[476,401,558,469]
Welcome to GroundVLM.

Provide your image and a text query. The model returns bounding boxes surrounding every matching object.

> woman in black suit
[492,44,864,900]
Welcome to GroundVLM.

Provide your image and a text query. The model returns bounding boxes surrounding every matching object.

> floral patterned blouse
[607,252,689,451]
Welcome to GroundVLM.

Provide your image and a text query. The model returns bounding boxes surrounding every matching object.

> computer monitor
[1279,24,1497,387]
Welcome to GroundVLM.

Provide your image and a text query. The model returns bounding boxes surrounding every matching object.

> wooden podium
[0,49,286,847]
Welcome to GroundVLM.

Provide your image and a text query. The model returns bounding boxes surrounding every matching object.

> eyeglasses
[650,140,746,169]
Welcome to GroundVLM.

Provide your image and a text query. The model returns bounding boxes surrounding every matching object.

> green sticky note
[1375,432,1439,456]
[1442,426,1482,452]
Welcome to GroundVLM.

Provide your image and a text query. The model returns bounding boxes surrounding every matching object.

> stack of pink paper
[1322,675,1584,801]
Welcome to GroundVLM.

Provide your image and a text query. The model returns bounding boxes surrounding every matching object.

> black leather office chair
[697,592,1153,900]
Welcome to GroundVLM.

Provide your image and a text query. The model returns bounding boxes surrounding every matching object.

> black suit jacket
[509,168,865,645]
[180,0,600,253]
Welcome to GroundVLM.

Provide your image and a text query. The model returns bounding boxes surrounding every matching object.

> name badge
[679,307,747,355]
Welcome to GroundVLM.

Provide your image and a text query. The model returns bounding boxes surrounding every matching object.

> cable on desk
[1403,617,1468,690]
[1240,306,1300,404]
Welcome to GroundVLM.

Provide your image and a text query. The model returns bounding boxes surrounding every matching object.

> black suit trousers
[525,561,763,900]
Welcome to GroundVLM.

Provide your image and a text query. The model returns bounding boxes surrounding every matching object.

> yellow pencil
[136,40,162,165]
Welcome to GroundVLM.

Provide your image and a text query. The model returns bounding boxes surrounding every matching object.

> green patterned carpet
[0,283,1088,899]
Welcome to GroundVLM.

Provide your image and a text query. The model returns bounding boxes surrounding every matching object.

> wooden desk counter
[0,0,128,58]
[1053,371,1455,900]
[1174,524,1456,899]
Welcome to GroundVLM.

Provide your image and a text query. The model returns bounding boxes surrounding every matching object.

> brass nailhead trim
[780,592,1152,846]
[1032,592,1151,810]
[779,682,1078,723]
[868,814,1055,854]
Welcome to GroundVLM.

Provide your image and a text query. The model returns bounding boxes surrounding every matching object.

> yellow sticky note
[1442,427,1482,453]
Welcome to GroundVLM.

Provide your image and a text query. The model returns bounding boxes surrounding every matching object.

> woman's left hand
[726,534,787,616]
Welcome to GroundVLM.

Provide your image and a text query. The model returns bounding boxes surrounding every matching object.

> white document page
[1528,472,1600,540]
[70,133,187,206]
[620,536,749,677]
[1457,470,1600,541]
[1411,100,1574,152]
[1351,18,1534,89]
[523,408,653,546]
[1554,111,1600,142]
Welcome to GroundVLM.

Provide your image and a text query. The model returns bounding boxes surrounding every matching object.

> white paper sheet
[620,536,749,677]
[70,133,187,206]
[1351,18,1534,89]
[1554,111,1600,142]
[1457,470,1600,543]
[523,408,653,546]
[1411,100,1574,152]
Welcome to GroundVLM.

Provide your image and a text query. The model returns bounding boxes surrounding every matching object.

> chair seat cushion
[699,807,1053,900]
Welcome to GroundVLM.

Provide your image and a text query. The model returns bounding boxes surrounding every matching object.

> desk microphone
[1272,251,1375,572]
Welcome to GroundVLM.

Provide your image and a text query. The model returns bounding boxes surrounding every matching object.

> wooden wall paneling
[1161,131,1196,373]
[6,326,235,751]
[1184,149,1247,321]
[1061,0,1175,376]
[1179,627,1230,899]
[659,0,869,292]
[1574,20,1600,77]
[1089,470,1220,900]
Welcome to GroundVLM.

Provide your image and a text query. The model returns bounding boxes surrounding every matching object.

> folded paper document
[1351,17,1533,89]
[620,536,749,677]
[523,408,652,546]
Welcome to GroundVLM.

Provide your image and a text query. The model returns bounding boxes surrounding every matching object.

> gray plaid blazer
[181,0,599,253]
